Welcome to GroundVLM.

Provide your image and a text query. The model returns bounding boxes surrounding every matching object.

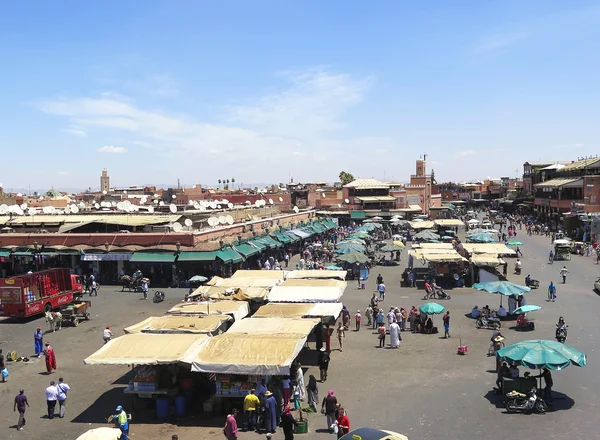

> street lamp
[172,242,181,287]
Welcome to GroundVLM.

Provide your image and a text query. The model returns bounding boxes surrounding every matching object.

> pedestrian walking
[141,280,148,299]
[317,347,330,382]
[34,327,44,357]
[354,310,361,331]
[56,377,70,418]
[443,311,451,338]
[378,281,386,301]
[365,305,373,327]
[224,408,239,440]
[90,279,99,296]
[336,407,351,438]
[0,349,6,383]
[282,376,291,405]
[559,266,569,284]
[321,390,337,434]
[306,374,319,412]
[263,391,277,434]
[14,388,29,430]
[44,342,57,374]
[548,281,557,302]
[243,389,259,431]
[45,381,58,419]
[336,322,345,352]
[378,322,386,348]
[279,405,298,440]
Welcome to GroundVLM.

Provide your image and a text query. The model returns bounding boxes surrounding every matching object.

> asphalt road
[0,225,599,440]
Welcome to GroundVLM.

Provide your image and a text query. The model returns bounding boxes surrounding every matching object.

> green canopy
[379,243,403,252]
[337,252,369,264]
[507,241,523,246]
[496,340,587,370]
[419,302,445,314]
[335,245,365,254]
[513,305,541,315]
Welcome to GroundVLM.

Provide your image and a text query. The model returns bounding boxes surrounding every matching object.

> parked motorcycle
[153,290,166,303]
[505,388,547,414]
[556,325,568,343]
[476,316,501,330]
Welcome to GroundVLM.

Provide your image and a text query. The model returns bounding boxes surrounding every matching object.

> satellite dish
[254,200,261,208]
[226,215,234,225]
[102,190,107,195]
[71,205,79,214]
[117,202,124,210]
[228,203,234,209]
[169,204,177,213]
[123,190,127,195]
[279,197,283,202]
[322,193,326,198]
[64,206,71,214]
[0,205,7,215]
[245,200,251,205]
[217,205,222,209]
[39,196,44,200]
[29,208,38,215]
[172,222,183,232]
[111,201,117,207]
[79,201,85,207]
[268,198,274,205]
[148,206,155,214]
[172,194,176,199]
[208,217,217,227]
[94,203,100,209]
[217,216,225,224]
[20,203,27,210]
[344,198,350,204]
[221,199,229,204]
[159,201,165,206]
[293,206,299,213]
[184,219,193,227]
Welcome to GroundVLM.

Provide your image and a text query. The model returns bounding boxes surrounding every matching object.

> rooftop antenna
[177,178,181,189]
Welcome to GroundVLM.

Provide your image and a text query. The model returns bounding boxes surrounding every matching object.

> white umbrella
[76,427,122,440]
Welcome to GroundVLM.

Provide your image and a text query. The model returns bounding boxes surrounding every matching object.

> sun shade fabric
[267,285,344,303]
[217,248,243,264]
[284,270,347,280]
[470,253,504,266]
[177,251,218,262]
[234,243,259,257]
[130,252,176,263]
[350,211,366,219]
[84,333,209,365]
[461,243,516,255]
[409,221,435,229]
[226,317,320,337]
[167,300,250,321]
[289,229,310,239]
[253,302,343,319]
[124,315,231,334]
[496,340,586,370]
[189,286,269,301]
[185,334,307,376]
[434,219,465,227]
[280,279,346,288]
[231,270,286,280]
[284,231,301,242]
[273,232,291,244]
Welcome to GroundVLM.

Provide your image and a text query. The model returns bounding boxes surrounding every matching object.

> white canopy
[267,285,344,303]
[289,229,310,238]
[285,270,347,281]
[226,317,320,337]
[253,302,343,320]
[167,300,250,321]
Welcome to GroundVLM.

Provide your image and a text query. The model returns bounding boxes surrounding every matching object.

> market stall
[230,270,287,280]
[285,269,347,280]
[226,317,320,337]
[167,300,250,322]
[124,315,231,335]
[267,285,344,303]
[253,302,343,322]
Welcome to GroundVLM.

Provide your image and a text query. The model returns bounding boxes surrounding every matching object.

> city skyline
[2,1,599,188]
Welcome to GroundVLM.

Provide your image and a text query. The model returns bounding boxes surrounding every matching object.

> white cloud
[98,145,127,154]
[62,127,87,137]
[473,32,528,55]
[57,171,69,175]
[458,150,476,157]
[292,151,305,157]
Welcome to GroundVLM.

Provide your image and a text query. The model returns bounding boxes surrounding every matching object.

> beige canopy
[280,279,347,288]
[409,249,467,263]
[230,270,287,280]
[84,333,209,365]
[124,315,231,335]
[167,300,250,321]
[461,243,516,255]
[268,285,344,303]
[226,317,320,337]
[184,334,306,375]
[285,270,347,280]
[409,221,435,230]
[434,219,465,227]
[189,285,269,301]
[253,302,343,320]
[470,253,505,267]
[411,243,454,250]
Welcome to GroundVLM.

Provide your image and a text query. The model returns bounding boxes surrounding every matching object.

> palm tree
[218,179,222,188]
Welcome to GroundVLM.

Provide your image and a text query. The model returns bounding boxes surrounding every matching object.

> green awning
[12,252,33,257]
[284,232,301,242]
[350,211,366,219]
[0,251,10,257]
[248,239,266,251]
[273,233,291,244]
[234,243,259,258]
[177,251,218,262]
[301,228,315,237]
[258,235,283,248]
[130,252,176,263]
[217,248,243,264]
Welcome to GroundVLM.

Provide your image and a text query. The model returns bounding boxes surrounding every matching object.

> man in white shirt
[45,381,58,419]
[56,377,70,418]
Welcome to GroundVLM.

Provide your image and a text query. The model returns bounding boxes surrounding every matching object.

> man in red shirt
[337,407,350,437]
[224,408,238,440]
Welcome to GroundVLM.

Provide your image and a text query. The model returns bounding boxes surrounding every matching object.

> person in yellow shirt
[243,389,260,432]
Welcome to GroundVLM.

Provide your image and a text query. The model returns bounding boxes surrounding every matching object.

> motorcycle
[476,316,501,330]
[505,388,548,414]
[153,290,165,303]
[556,325,568,343]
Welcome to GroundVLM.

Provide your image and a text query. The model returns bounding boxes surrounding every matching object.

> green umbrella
[338,239,365,247]
[419,302,445,314]
[513,305,541,315]
[335,246,365,254]
[496,340,586,370]
[337,252,369,264]
[507,240,523,246]
[380,243,403,252]
[349,232,370,239]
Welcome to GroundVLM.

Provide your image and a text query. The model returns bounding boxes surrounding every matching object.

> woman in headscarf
[306,375,318,412]
[44,342,57,373]
[279,405,298,440]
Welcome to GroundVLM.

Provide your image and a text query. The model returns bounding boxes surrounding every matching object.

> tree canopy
[339,171,355,185]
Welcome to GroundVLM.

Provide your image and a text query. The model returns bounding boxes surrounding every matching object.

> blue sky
[1,1,599,190]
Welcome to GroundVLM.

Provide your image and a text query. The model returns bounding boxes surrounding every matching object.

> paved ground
[1,224,599,440]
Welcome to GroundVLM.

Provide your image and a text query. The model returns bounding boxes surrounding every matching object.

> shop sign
[82,253,132,261]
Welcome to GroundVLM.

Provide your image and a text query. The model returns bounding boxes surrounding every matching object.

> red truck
[0,268,83,318]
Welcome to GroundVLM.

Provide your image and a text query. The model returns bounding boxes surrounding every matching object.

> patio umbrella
[371,216,383,221]
[419,302,445,314]
[496,340,586,371]
[513,305,541,315]
[507,240,523,246]
[467,233,496,243]
[188,275,208,283]
[472,281,531,296]
[380,243,404,252]
[76,427,122,440]
[392,241,405,247]
[337,252,369,264]
[339,239,366,246]
[335,245,365,254]
[414,230,440,241]
[349,231,370,239]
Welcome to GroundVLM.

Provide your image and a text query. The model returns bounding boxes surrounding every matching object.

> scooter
[505,388,547,414]
[476,316,501,330]
[556,325,568,343]
[153,290,165,303]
